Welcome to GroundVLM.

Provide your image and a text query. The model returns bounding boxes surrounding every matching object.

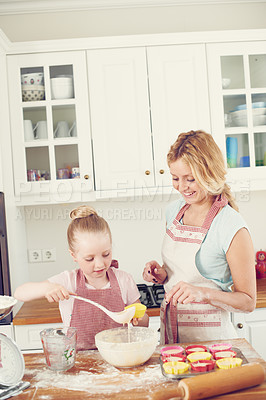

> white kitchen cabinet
[232,308,266,360]
[149,316,160,343]
[147,44,211,187]
[7,51,94,205]
[87,44,210,194]
[87,47,154,193]
[14,322,63,352]
[207,41,266,191]
[0,324,14,339]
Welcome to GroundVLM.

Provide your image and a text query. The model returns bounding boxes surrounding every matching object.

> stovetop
[137,283,165,308]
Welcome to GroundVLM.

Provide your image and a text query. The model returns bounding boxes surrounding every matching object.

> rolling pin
[152,362,265,400]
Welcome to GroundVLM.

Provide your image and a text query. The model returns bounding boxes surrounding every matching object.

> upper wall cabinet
[87,47,154,194]
[147,44,211,187]
[7,51,94,204]
[87,44,210,195]
[207,41,266,191]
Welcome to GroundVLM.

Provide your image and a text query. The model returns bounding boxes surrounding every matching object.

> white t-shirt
[48,268,140,326]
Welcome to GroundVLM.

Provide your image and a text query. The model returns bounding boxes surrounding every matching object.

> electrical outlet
[28,249,42,263]
[42,248,56,262]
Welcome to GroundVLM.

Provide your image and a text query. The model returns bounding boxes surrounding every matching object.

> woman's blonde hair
[67,205,111,252]
[167,130,238,211]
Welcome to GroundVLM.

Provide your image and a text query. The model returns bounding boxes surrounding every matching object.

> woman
[143,130,256,343]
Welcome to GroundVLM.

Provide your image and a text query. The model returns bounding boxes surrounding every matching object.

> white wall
[23,190,266,285]
[0,3,266,41]
[1,2,266,291]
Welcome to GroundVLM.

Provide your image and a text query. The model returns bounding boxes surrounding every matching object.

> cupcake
[187,351,212,363]
[161,345,184,358]
[185,345,208,355]
[190,359,216,372]
[216,357,243,369]
[209,343,232,354]
[213,350,237,360]
[161,354,186,363]
[163,361,189,374]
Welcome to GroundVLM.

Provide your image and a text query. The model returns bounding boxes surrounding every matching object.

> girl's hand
[142,260,167,284]
[165,281,208,306]
[45,283,74,303]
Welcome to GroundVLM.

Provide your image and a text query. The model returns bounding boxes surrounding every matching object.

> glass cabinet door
[8,51,94,203]
[207,41,266,191]
[220,48,266,170]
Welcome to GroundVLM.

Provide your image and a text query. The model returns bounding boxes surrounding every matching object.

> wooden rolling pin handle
[180,362,265,399]
[152,363,265,400]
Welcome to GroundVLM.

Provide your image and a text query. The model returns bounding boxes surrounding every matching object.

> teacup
[54,121,70,138]
[23,120,35,141]
[35,121,47,139]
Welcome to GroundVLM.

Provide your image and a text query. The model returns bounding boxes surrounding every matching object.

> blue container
[226,137,238,168]
[240,156,250,168]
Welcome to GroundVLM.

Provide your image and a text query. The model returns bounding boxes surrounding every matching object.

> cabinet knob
[237,323,244,329]
[145,170,151,175]
[84,175,89,180]
[159,169,164,174]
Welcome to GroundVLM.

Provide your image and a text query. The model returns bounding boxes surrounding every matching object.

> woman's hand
[165,281,208,306]
[45,283,75,303]
[142,260,168,284]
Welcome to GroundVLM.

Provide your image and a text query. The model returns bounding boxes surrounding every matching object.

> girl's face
[169,158,209,205]
[70,230,112,285]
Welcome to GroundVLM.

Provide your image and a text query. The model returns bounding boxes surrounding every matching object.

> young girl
[15,205,149,350]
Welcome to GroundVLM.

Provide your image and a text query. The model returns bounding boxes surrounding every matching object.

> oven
[0,192,12,324]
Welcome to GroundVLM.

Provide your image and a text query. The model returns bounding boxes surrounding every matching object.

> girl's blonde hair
[167,130,239,211]
[67,205,111,252]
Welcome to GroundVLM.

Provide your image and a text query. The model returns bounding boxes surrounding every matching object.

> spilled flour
[25,361,166,395]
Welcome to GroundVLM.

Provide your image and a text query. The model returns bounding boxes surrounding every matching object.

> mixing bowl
[95,326,158,368]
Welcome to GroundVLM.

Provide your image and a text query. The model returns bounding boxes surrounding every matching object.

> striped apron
[70,261,125,350]
[160,195,238,344]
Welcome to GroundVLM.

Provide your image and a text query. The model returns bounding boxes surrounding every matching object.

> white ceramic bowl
[51,77,74,99]
[95,326,158,368]
[22,85,45,102]
[0,296,17,319]
[21,72,44,86]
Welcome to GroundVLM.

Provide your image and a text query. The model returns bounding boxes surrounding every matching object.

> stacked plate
[229,102,266,126]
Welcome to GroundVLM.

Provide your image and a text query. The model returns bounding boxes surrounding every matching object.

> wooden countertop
[13,278,266,326]
[12,338,266,399]
[13,298,160,325]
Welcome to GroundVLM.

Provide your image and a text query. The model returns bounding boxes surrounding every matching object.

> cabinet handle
[159,169,164,174]
[145,170,150,175]
[84,175,89,180]
[237,323,243,329]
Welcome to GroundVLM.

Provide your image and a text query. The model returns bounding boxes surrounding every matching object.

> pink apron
[70,260,125,350]
[160,195,238,344]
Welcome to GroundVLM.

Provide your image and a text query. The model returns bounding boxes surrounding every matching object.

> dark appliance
[137,284,165,308]
[0,192,12,324]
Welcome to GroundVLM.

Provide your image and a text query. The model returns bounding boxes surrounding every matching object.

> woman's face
[169,158,209,205]
[70,230,112,284]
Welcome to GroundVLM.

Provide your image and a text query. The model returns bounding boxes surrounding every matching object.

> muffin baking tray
[160,347,248,379]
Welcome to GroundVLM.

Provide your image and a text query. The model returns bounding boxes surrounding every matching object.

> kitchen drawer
[0,324,14,339]
[14,323,63,351]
